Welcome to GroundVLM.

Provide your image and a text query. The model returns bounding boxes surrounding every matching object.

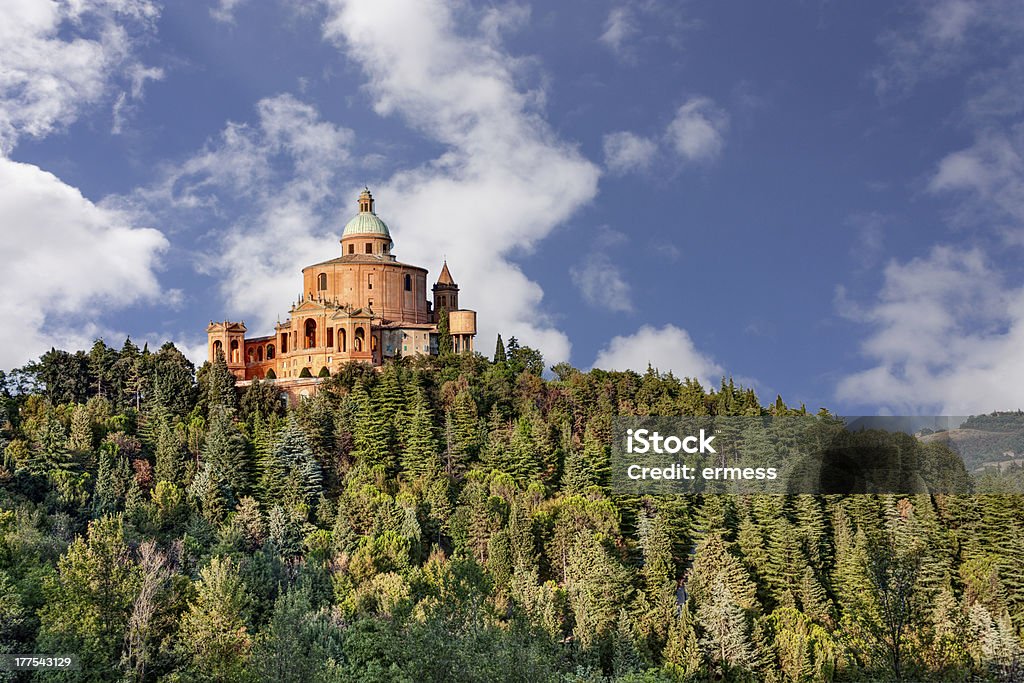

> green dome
[342,211,391,239]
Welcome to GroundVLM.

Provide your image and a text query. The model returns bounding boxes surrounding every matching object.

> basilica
[206,189,476,392]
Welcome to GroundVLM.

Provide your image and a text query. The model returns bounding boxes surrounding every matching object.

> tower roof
[437,260,455,285]
[342,188,392,241]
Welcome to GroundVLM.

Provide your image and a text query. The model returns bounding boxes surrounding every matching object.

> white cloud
[126,93,355,333]
[871,0,1024,98]
[929,127,1024,236]
[0,0,159,153]
[600,7,638,58]
[570,227,632,312]
[835,245,1024,413]
[0,158,168,369]
[211,0,248,22]
[312,0,601,364]
[667,96,728,163]
[593,324,723,388]
[603,131,657,174]
[570,252,631,311]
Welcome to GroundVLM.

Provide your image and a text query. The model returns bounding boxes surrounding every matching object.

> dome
[342,187,392,242]
[342,211,391,239]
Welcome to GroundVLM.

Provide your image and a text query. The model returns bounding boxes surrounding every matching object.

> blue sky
[3,0,1024,415]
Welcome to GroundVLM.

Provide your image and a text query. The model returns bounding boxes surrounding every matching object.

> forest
[1,335,1022,682]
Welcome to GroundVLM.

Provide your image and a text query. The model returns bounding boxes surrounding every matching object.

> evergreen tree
[177,557,253,681]
[400,388,438,478]
[37,515,141,677]
[494,334,507,364]
[437,309,453,357]
[201,407,251,506]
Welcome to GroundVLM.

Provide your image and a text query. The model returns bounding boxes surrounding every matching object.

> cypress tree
[437,309,453,357]
[494,334,507,363]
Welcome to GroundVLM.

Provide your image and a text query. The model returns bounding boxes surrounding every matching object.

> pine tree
[443,388,478,475]
[273,416,323,512]
[494,334,507,364]
[154,414,185,485]
[204,350,238,414]
[663,602,703,679]
[352,381,397,473]
[400,388,438,478]
[697,579,757,676]
[202,406,251,506]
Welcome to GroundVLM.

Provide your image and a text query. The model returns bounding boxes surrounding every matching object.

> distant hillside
[918,426,1024,470]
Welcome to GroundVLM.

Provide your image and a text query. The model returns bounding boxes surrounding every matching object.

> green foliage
[3,339,1024,681]
[437,308,453,357]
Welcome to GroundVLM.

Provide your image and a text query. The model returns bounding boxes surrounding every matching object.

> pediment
[293,300,328,313]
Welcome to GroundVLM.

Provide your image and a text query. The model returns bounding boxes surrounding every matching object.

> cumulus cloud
[0,158,168,369]
[0,0,170,369]
[667,96,728,163]
[124,93,355,333]
[835,246,1024,413]
[593,324,723,387]
[603,131,657,174]
[602,96,727,174]
[0,0,159,153]
[929,127,1024,238]
[312,0,600,364]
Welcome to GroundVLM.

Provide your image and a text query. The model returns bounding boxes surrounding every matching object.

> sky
[2,0,1024,415]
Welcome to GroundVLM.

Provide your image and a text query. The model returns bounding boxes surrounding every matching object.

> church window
[348,244,354,254]
[213,340,222,358]
[230,339,240,363]
[266,344,275,359]
[365,242,372,254]
[304,319,317,349]
[257,347,263,362]
[247,348,255,363]
[354,327,365,352]
[339,328,347,352]
[280,334,288,354]
[404,274,411,291]
[327,328,334,348]
[317,273,327,290]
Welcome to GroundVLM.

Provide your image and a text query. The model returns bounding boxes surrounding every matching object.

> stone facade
[206,189,477,385]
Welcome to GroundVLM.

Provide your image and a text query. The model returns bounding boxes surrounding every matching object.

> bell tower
[432,260,459,315]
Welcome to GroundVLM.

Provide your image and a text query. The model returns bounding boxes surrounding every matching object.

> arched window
[230,339,240,363]
[317,273,327,290]
[354,327,365,352]
[404,273,412,291]
[213,340,223,358]
[304,319,317,349]
[339,328,347,352]
[266,344,275,360]
[257,347,264,362]
[247,348,255,363]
